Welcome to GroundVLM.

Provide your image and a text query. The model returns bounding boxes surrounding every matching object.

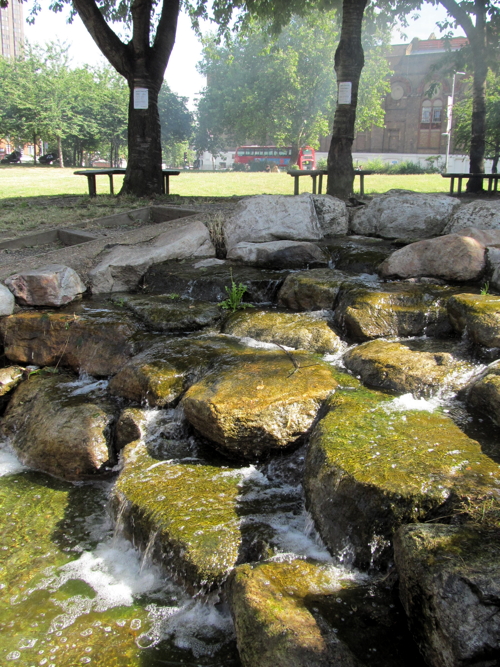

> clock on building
[390,83,405,100]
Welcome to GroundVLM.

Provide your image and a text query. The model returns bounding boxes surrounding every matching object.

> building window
[420,99,442,129]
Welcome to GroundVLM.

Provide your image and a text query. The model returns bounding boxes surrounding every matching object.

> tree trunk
[290,142,299,166]
[327,0,368,199]
[33,133,37,164]
[492,142,499,173]
[57,135,64,168]
[466,0,488,192]
[121,81,164,194]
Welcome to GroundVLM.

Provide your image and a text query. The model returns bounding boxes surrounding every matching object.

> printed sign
[134,88,149,109]
[338,82,352,105]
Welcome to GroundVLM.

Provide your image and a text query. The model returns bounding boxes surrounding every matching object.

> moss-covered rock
[304,387,500,570]
[112,293,221,332]
[447,293,500,350]
[0,365,24,397]
[113,440,244,590]
[182,349,340,459]
[227,560,359,667]
[334,283,457,342]
[2,373,117,480]
[344,339,475,397]
[466,363,500,428]
[222,309,342,354]
[0,301,143,376]
[277,269,349,311]
[108,334,249,407]
[394,523,500,667]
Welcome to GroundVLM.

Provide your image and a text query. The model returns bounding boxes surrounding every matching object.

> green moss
[115,442,244,589]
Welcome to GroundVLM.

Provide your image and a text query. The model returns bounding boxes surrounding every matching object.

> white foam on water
[238,336,294,351]
[385,393,439,413]
[0,441,26,477]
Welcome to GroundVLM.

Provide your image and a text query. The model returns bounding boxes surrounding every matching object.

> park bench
[287,169,372,196]
[441,172,500,195]
[74,168,180,196]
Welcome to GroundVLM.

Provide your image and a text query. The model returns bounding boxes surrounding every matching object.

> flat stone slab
[344,339,475,397]
[305,386,500,570]
[394,523,500,667]
[222,309,342,354]
[111,293,221,332]
[278,269,358,311]
[2,372,117,481]
[227,240,328,269]
[323,235,396,274]
[0,301,144,377]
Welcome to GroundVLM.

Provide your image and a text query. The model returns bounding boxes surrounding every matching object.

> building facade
[0,0,24,60]
[319,36,468,167]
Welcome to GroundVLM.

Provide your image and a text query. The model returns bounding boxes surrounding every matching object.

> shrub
[316,158,328,170]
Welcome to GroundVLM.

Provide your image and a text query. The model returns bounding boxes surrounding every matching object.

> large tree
[431,0,500,191]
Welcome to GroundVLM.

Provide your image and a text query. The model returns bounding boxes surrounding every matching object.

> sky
[23,3,456,110]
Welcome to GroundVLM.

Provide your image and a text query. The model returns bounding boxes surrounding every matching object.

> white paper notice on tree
[134,88,149,109]
[338,82,352,105]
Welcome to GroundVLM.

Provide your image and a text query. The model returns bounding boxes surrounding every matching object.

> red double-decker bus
[233,145,316,170]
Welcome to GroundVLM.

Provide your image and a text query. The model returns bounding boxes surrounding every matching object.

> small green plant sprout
[167,293,180,300]
[481,282,490,296]
[220,270,254,312]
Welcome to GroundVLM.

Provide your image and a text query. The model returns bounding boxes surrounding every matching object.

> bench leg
[294,177,299,195]
[312,175,317,194]
[108,174,114,195]
[359,174,365,197]
[449,177,455,194]
[164,175,170,195]
[318,173,323,194]
[458,177,463,193]
[87,175,97,197]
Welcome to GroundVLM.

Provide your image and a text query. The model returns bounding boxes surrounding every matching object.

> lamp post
[444,72,465,173]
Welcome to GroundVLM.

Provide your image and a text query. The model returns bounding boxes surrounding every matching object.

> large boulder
[447,294,500,350]
[379,234,486,282]
[182,347,340,459]
[394,523,500,667]
[350,193,459,240]
[443,200,500,235]
[486,246,500,293]
[112,294,221,332]
[311,194,349,236]
[4,264,86,307]
[222,309,342,354]
[224,194,323,252]
[2,372,117,480]
[344,339,475,397]
[89,221,215,293]
[228,560,359,667]
[333,283,456,342]
[227,240,328,269]
[304,386,500,570]
[0,303,143,377]
[0,283,15,316]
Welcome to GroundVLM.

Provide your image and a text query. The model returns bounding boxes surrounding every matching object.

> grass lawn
[0,165,449,199]
[0,165,452,239]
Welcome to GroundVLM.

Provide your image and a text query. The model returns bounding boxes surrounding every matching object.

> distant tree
[196,11,390,166]
[158,84,194,163]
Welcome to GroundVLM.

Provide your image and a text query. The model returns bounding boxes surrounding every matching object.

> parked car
[1,150,22,164]
[38,152,59,164]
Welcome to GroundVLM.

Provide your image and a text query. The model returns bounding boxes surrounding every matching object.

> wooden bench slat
[441,173,500,194]
[287,169,372,196]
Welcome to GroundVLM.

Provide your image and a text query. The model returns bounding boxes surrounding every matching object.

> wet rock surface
[0,301,144,377]
[228,560,358,667]
[222,309,342,354]
[111,293,221,332]
[2,372,117,480]
[447,293,500,351]
[344,339,475,397]
[333,282,457,341]
[305,386,500,570]
[182,348,339,459]
[395,523,500,667]
[227,240,328,269]
[0,283,15,316]
[277,268,355,311]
